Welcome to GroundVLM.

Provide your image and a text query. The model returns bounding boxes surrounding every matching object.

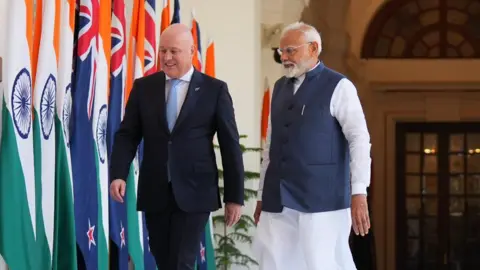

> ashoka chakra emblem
[96,104,108,164]
[40,74,56,140]
[11,68,32,139]
[62,84,72,147]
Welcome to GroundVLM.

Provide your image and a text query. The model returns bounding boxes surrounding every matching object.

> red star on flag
[120,222,126,248]
[199,242,206,262]
[87,219,96,250]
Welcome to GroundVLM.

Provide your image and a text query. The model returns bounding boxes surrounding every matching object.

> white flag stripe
[56,0,75,199]
[33,0,58,258]
[5,0,36,237]
[94,9,110,251]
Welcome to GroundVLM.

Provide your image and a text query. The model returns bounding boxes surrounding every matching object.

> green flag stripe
[52,115,77,270]
[33,109,52,269]
[127,164,144,270]
[0,99,37,270]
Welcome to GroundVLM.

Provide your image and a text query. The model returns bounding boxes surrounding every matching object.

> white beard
[283,65,300,78]
[282,61,308,78]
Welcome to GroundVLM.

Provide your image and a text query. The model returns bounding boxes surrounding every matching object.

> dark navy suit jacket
[109,69,244,213]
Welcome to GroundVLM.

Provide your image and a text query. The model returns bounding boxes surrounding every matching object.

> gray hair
[280,22,322,56]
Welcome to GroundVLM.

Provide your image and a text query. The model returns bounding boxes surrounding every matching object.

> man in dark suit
[109,23,244,270]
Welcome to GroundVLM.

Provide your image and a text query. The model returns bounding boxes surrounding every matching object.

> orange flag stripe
[31,0,43,87]
[261,78,271,144]
[53,0,60,64]
[204,40,215,77]
[26,0,34,73]
[126,0,145,103]
[161,0,170,33]
[157,0,170,70]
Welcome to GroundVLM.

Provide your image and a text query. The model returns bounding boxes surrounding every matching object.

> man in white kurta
[252,22,372,270]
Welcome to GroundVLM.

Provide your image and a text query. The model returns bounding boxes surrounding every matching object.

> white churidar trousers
[252,207,357,270]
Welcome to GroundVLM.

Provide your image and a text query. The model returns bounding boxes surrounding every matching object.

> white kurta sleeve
[330,78,372,195]
[257,115,271,201]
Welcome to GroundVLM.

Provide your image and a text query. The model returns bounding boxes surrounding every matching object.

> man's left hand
[351,194,370,236]
[225,203,242,227]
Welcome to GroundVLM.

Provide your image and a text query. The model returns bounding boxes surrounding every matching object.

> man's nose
[280,53,289,62]
[163,52,173,61]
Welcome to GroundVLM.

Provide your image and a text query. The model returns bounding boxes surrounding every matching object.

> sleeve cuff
[256,190,262,201]
[352,183,367,195]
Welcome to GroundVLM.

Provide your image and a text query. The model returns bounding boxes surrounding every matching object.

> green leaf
[213,134,259,268]
[244,147,262,152]
[244,188,257,200]
[245,171,260,179]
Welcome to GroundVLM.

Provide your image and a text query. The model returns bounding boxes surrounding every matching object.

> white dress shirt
[165,66,194,116]
[257,63,372,200]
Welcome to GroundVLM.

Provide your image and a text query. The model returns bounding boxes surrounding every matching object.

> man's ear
[310,42,318,56]
[191,44,196,55]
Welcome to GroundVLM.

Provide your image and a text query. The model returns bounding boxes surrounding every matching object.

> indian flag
[93,0,111,268]
[0,0,37,269]
[52,0,78,269]
[32,0,60,268]
[196,38,216,270]
[125,0,147,269]
[156,0,170,70]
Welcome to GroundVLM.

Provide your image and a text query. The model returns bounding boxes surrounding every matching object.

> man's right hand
[110,179,126,203]
[254,201,262,225]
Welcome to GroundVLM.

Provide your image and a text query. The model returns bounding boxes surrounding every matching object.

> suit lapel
[171,70,203,134]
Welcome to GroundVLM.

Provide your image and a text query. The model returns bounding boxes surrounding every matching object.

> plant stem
[224,222,227,270]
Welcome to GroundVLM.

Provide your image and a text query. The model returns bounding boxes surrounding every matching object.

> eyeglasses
[277,42,312,56]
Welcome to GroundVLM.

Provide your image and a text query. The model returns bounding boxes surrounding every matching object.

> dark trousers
[144,184,209,270]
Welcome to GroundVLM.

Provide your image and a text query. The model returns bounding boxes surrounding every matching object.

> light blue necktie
[166,79,181,131]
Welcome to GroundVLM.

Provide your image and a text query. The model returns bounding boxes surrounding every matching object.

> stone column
[300,0,352,73]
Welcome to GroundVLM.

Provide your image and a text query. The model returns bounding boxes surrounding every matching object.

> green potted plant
[213,135,260,269]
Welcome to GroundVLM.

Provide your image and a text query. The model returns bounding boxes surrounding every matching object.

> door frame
[394,122,480,269]
[369,89,480,270]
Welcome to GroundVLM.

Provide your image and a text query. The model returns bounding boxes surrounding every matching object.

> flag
[171,0,180,24]
[0,0,37,269]
[31,0,60,268]
[141,2,159,267]
[108,0,129,269]
[94,0,111,268]
[52,0,77,268]
[125,0,148,269]
[196,38,216,270]
[261,77,270,149]
[70,0,101,268]
[197,216,216,270]
[160,0,170,32]
[156,0,170,70]
[190,10,202,71]
[204,40,215,77]
[135,0,157,218]
[144,0,157,76]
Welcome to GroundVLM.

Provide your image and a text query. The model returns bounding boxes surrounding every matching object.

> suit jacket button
[168,141,172,145]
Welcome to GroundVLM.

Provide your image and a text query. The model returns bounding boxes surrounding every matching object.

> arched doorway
[360,1,480,269]
[362,0,480,58]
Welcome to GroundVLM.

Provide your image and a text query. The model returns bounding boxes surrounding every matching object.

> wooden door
[396,123,480,270]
